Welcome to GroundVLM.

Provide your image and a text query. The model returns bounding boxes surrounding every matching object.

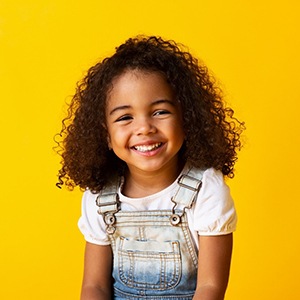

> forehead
[107,69,175,105]
[111,69,168,88]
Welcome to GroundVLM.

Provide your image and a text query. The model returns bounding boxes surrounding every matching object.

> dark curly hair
[55,35,244,192]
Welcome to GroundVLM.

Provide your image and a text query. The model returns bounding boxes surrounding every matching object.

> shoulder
[202,167,225,183]
[78,189,111,245]
[186,167,227,195]
[196,168,233,211]
[81,189,99,210]
[201,168,229,197]
[190,168,237,235]
[83,188,98,200]
[180,166,229,200]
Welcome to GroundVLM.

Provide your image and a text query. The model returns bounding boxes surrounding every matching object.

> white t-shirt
[78,167,237,249]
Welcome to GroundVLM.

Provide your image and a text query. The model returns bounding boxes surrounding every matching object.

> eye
[153,110,170,116]
[115,115,133,122]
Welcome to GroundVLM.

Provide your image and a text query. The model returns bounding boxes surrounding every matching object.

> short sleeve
[191,168,237,236]
[78,190,110,245]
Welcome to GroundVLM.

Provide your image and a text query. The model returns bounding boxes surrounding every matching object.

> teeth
[134,143,161,152]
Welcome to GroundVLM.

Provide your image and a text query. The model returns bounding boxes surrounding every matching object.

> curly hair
[55,35,245,192]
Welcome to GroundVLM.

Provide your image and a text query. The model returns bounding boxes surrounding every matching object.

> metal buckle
[170,214,181,226]
[177,174,202,192]
[103,213,117,235]
[95,193,119,235]
[96,193,119,208]
[106,225,116,235]
[96,193,120,215]
[104,213,116,225]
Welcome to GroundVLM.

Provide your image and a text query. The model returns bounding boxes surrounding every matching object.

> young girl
[56,36,244,300]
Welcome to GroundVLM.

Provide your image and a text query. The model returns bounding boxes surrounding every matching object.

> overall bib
[96,167,204,300]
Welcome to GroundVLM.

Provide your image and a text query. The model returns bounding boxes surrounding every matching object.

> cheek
[173,118,185,136]
[166,123,185,149]
[177,129,185,146]
[108,127,127,146]
[175,126,185,149]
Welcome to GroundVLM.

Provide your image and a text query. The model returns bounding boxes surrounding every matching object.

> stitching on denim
[180,215,198,268]
[118,240,181,290]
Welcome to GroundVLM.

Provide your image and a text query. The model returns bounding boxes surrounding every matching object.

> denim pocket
[117,237,181,290]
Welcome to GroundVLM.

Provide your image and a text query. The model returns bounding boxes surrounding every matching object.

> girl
[56,36,244,300]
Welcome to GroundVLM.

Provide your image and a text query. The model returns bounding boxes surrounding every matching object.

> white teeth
[134,143,161,152]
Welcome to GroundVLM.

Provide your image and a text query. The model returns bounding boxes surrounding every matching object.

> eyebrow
[109,105,131,116]
[108,99,175,116]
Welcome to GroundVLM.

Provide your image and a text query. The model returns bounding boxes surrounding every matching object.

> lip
[131,141,165,156]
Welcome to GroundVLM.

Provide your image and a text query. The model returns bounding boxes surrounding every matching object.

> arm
[80,242,113,300]
[193,234,233,300]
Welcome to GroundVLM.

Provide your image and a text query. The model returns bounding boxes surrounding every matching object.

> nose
[135,117,156,135]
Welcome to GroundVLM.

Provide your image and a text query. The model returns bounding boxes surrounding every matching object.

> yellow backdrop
[1,0,299,299]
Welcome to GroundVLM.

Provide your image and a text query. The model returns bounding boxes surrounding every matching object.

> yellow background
[1,1,299,299]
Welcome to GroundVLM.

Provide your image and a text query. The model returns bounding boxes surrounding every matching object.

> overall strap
[170,167,204,225]
[95,180,120,234]
[95,168,204,230]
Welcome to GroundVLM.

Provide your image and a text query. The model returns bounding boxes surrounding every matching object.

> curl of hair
[55,35,245,192]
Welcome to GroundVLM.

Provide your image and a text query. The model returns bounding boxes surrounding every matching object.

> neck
[122,160,184,198]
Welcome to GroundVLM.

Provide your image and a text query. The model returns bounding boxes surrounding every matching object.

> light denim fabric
[97,167,204,299]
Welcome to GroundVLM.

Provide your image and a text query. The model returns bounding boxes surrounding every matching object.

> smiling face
[105,69,185,179]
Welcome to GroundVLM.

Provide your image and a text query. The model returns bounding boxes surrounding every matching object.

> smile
[133,143,162,152]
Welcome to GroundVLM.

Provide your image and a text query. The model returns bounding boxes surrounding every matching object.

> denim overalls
[96,167,204,300]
